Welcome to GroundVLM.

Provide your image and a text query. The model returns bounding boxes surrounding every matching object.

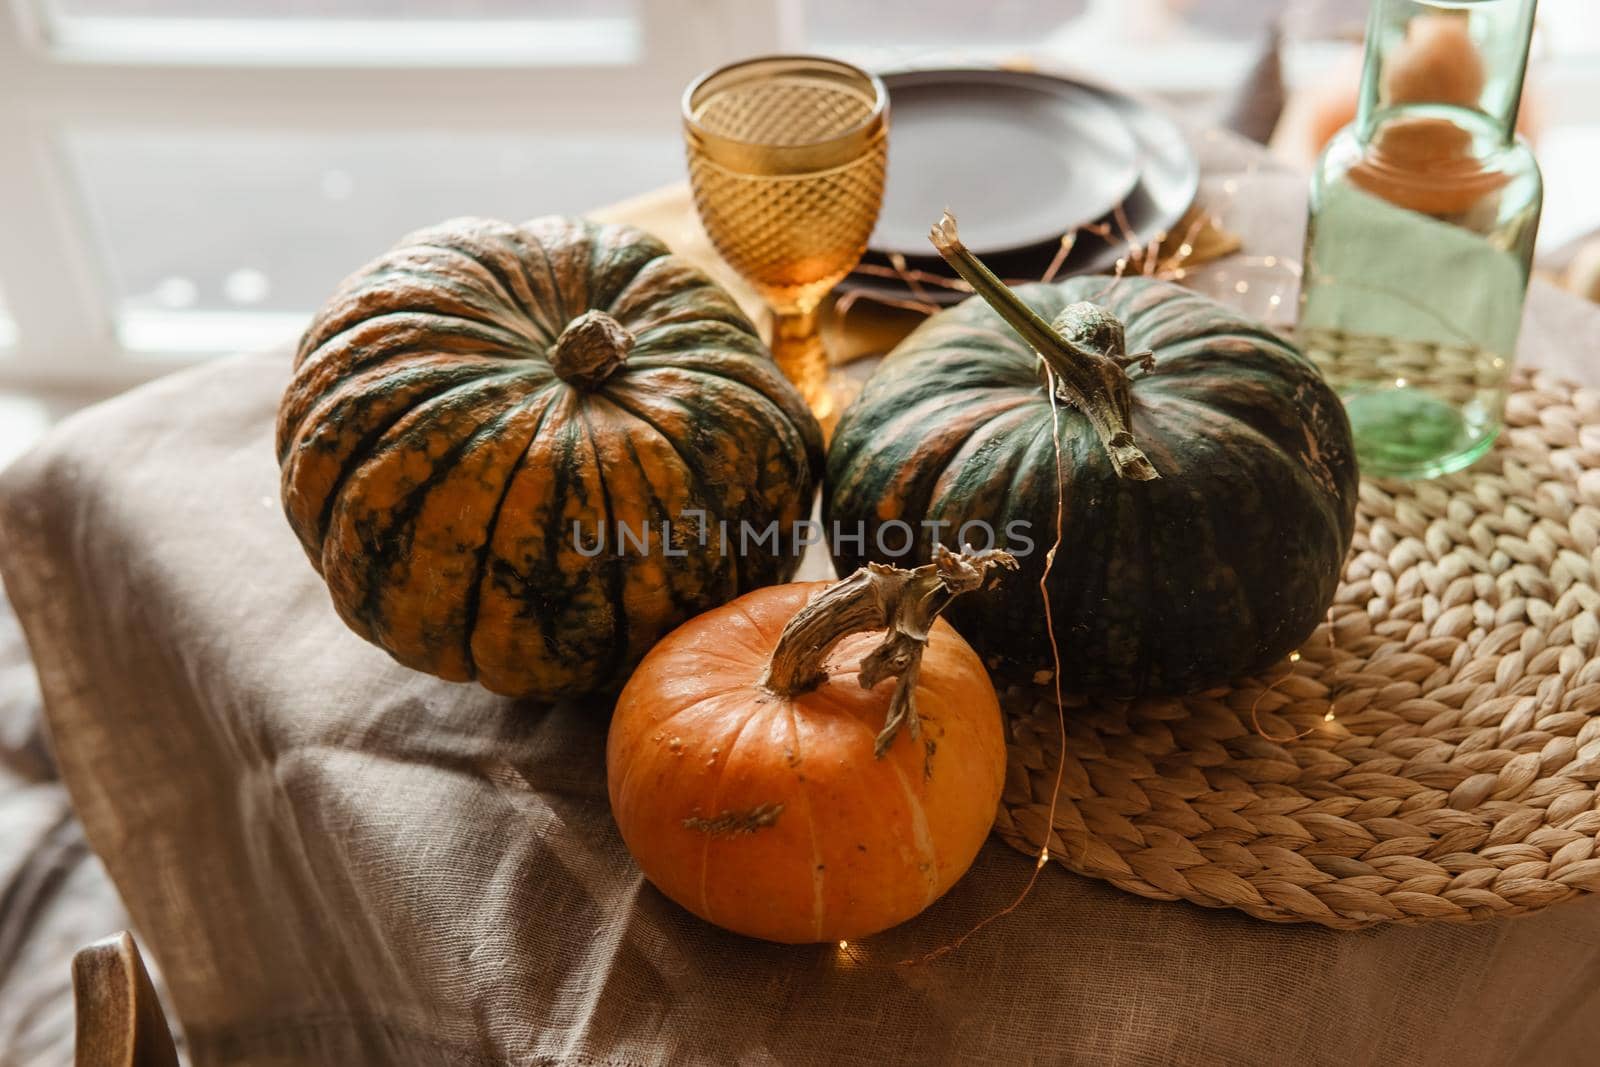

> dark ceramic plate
[845,69,1201,306]
[868,67,1140,258]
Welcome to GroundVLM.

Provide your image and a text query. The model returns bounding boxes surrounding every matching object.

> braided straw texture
[994,369,1600,929]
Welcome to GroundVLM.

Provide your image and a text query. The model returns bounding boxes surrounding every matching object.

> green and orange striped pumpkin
[825,233,1358,696]
[277,215,823,700]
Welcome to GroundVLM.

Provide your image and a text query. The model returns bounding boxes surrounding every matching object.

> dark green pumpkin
[277,215,823,700]
[825,261,1358,696]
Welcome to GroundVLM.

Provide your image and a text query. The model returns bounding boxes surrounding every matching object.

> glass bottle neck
[1355,0,1537,147]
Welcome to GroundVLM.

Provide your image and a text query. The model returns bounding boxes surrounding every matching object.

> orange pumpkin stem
[929,212,1160,482]
[548,309,634,389]
[760,545,1018,757]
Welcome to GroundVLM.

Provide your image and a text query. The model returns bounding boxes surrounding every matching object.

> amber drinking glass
[683,55,888,423]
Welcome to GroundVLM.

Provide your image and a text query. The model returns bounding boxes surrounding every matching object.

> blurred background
[3,0,1599,464]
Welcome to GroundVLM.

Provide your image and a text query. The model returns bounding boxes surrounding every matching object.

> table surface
[3,127,1600,1067]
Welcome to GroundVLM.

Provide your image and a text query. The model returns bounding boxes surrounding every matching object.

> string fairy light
[818,175,1320,964]
[1249,652,1319,744]
[835,177,1285,334]
[901,364,1072,968]
[1248,607,1342,743]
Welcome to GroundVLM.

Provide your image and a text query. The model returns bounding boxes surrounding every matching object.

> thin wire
[1248,656,1318,744]
[842,195,1296,962]
[1249,608,1343,743]
[904,365,1071,966]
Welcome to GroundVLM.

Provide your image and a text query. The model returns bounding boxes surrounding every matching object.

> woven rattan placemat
[995,369,1600,928]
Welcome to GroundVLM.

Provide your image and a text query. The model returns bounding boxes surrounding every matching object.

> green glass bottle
[1299,0,1541,480]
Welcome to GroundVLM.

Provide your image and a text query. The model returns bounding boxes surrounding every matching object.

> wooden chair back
[72,932,179,1067]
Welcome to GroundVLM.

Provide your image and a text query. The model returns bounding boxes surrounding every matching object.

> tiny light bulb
[1289,650,1301,662]
[838,940,849,951]
[1324,710,1336,722]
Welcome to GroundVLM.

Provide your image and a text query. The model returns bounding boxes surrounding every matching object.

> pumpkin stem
[760,545,1017,758]
[929,212,1160,482]
[549,309,633,389]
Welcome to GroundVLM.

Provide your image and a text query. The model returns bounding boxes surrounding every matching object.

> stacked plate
[843,68,1200,306]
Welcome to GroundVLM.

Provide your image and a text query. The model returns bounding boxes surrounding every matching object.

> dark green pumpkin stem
[759,546,1017,758]
[929,212,1160,481]
[549,310,633,389]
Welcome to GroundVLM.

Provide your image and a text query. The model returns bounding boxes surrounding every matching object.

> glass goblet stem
[770,303,830,422]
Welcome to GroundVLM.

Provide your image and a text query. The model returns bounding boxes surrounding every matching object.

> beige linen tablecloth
[4,129,1600,1067]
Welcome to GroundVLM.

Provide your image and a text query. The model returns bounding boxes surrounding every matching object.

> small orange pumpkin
[606,548,1013,943]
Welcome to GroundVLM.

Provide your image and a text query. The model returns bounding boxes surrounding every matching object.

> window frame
[3,0,1598,393]
[0,0,787,392]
